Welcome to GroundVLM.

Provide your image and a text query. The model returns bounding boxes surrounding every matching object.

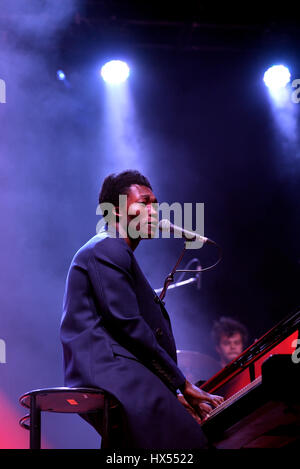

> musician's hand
[177,393,202,425]
[181,380,224,421]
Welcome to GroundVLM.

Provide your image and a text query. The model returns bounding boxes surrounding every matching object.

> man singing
[60,170,223,448]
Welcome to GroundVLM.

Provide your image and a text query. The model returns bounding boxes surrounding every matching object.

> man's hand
[179,380,224,423]
[177,393,202,425]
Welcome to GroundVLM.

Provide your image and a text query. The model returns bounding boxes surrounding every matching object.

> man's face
[216,332,244,365]
[119,184,159,239]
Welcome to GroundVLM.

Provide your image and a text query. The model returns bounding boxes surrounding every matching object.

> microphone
[158,219,213,245]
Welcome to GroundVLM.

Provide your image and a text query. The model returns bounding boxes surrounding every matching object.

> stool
[19,387,122,449]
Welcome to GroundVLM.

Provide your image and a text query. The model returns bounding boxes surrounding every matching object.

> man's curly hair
[211,316,249,347]
[99,170,152,208]
[98,169,153,223]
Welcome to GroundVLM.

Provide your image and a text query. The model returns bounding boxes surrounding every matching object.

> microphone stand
[155,276,199,297]
[158,241,202,302]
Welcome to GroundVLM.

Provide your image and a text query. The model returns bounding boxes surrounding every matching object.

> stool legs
[30,395,41,449]
[100,397,109,448]
[100,396,123,448]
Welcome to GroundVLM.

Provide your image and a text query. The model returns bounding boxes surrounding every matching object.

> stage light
[56,70,66,81]
[100,60,130,84]
[263,65,291,91]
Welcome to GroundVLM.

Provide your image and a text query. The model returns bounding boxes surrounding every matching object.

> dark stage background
[0,0,299,448]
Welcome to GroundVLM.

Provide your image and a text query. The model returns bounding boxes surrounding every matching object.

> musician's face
[120,184,159,239]
[216,332,243,364]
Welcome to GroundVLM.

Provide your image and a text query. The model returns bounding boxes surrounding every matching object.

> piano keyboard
[204,375,262,422]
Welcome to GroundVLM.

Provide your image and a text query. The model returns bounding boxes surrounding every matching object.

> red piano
[201,309,300,448]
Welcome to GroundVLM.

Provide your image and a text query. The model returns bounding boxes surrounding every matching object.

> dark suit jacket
[60,229,207,448]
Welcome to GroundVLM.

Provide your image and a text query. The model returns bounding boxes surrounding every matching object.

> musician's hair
[98,170,152,225]
[99,170,152,209]
[212,316,249,347]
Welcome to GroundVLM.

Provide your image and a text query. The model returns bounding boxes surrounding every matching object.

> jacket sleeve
[87,238,186,392]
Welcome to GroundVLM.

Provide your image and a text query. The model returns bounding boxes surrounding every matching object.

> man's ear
[113,206,121,221]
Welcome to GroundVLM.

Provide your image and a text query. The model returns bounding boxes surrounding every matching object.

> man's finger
[204,395,224,408]
[177,394,202,424]
[198,401,213,415]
